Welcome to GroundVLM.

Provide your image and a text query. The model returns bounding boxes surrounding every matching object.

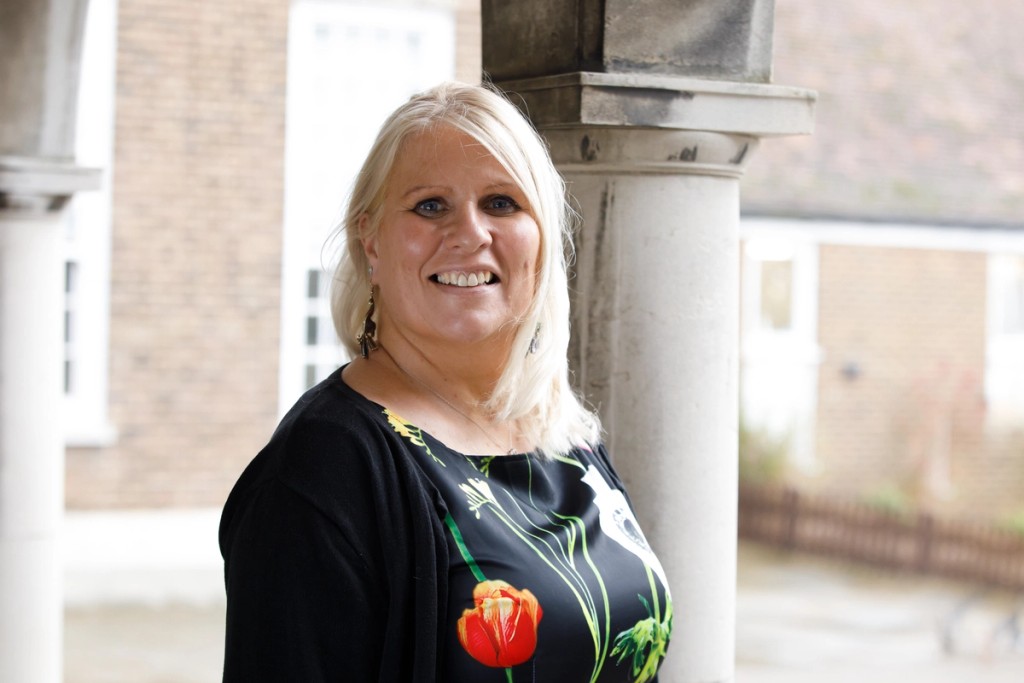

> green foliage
[998,509,1024,538]
[738,416,790,484]
[860,483,913,519]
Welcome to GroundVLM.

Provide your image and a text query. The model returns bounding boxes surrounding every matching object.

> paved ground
[66,604,224,683]
[735,543,1024,683]
[65,541,1023,682]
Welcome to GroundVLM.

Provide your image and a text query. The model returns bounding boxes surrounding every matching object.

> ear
[358,213,379,280]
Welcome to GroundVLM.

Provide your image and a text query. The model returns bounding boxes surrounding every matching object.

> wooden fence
[739,484,1024,590]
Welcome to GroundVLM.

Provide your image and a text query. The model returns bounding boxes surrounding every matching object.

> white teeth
[435,271,494,287]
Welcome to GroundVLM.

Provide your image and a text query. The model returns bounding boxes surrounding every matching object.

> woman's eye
[485,195,520,214]
[412,199,445,217]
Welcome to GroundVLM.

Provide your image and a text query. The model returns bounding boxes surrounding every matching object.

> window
[986,253,1024,426]
[759,259,794,330]
[64,260,78,394]
[302,268,342,389]
[993,255,1024,335]
[278,1,456,413]
[743,239,812,336]
[740,232,821,471]
[63,0,118,446]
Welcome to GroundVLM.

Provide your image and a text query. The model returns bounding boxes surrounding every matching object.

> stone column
[0,157,97,683]
[0,1,97,681]
[482,3,814,682]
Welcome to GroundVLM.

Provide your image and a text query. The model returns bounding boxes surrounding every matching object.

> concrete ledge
[497,71,817,137]
[0,156,101,212]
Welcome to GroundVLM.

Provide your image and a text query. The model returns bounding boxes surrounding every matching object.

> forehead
[388,125,517,190]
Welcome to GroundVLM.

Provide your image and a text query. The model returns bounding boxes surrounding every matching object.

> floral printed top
[385,412,672,682]
[220,369,671,683]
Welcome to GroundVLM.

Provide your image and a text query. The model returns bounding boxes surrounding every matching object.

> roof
[740,0,1024,226]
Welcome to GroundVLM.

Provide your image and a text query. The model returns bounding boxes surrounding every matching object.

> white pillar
[562,131,745,683]
[512,74,815,683]
[1,0,97,675]
[0,157,98,683]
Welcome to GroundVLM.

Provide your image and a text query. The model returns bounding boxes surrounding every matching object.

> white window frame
[63,0,118,447]
[986,252,1024,427]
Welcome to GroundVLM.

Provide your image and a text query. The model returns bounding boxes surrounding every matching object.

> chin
[433,320,518,348]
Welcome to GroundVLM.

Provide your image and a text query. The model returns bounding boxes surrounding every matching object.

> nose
[445,204,492,251]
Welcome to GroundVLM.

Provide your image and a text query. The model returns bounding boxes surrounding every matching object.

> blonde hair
[330,82,600,457]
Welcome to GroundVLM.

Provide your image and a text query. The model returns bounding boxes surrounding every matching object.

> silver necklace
[375,344,515,455]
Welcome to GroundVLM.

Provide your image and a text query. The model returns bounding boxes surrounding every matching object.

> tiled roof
[741,0,1024,226]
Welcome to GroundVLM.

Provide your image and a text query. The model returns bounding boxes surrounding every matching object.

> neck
[375,330,512,410]
[372,341,516,455]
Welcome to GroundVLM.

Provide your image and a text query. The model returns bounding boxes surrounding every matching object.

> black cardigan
[220,370,450,681]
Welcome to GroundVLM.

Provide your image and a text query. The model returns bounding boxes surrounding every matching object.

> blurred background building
[61,0,1022,616]
[739,1,1024,526]
[63,0,481,605]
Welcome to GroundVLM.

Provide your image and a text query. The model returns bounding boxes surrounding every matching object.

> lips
[432,271,497,287]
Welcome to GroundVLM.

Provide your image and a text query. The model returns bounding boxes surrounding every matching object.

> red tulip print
[457,580,543,668]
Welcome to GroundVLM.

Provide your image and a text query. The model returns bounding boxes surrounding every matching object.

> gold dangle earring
[357,267,378,358]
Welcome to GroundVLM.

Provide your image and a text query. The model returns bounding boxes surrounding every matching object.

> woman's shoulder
[258,370,384,470]
[566,441,626,488]
[274,369,385,452]
[223,368,406,522]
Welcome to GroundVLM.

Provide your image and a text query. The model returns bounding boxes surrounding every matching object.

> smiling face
[361,124,542,357]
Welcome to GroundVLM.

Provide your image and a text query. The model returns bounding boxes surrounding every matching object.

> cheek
[378,225,436,275]
[526,226,543,281]
[514,219,542,268]
[509,224,542,299]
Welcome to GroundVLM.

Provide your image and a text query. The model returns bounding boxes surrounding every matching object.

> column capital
[545,127,757,179]
[0,156,100,213]
[498,72,816,138]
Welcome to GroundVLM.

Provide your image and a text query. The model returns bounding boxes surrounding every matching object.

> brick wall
[65,0,290,508]
[813,244,994,513]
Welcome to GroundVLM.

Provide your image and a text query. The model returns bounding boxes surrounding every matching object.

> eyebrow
[399,182,521,202]
[399,185,449,201]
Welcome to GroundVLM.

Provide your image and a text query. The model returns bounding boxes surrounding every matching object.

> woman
[220,82,672,682]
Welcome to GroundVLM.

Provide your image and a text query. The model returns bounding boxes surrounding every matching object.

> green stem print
[471,455,496,477]
[553,510,612,676]
[393,417,672,681]
[550,452,587,471]
[444,513,486,583]
[645,565,661,625]
[461,478,614,683]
